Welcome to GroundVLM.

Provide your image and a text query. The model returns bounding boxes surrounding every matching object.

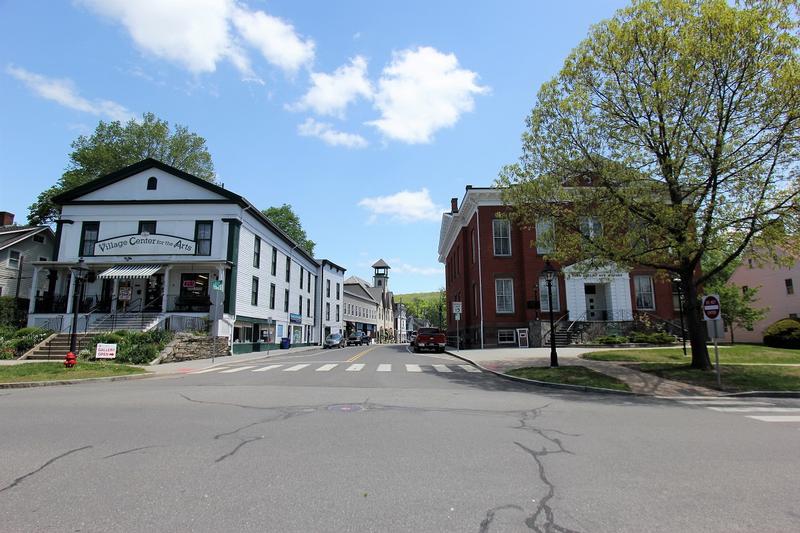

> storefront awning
[98,264,161,279]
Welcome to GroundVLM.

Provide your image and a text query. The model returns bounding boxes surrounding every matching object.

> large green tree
[261,204,316,256]
[29,112,215,225]
[499,0,799,369]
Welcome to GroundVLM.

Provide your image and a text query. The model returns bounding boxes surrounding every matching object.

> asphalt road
[1,343,799,532]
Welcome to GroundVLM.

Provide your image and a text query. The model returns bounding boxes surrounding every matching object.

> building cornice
[437,187,504,262]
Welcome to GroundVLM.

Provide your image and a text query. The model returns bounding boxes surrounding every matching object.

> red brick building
[438,187,680,348]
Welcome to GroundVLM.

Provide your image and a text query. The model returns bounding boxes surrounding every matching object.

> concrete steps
[87,313,161,333]
[23,333,93,360]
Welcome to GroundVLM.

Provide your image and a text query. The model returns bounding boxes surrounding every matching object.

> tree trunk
[684,275,712,370]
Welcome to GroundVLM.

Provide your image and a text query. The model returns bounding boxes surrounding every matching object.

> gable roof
[372,258,390,268]
[0,226,53,252]
[50,158,318,265]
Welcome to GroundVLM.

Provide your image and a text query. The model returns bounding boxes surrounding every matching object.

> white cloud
[231,6,314,74]
[298,118,368,148]
[7,66,133,121]
[358,188,444,223]
[290,56,372,117]
[79,0,313,78]
[367,46,488,144]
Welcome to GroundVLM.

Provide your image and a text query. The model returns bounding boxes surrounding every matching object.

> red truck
[412,327,447,353]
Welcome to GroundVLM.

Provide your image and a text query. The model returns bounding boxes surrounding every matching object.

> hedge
[763,318,800,349]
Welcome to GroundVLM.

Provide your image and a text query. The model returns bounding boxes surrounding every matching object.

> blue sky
[0,0,629,294]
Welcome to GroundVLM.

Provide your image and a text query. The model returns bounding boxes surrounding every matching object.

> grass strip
[506,365,631,391]
[634,363,800,392]
[582,345,800,365]
[0,362,146,384]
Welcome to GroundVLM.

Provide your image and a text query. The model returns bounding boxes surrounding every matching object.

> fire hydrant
[64,351,77,368]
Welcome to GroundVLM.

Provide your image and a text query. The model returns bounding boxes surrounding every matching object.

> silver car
[323,333,345,349]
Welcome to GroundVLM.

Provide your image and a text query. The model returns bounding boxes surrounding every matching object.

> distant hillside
[394,292,439,304]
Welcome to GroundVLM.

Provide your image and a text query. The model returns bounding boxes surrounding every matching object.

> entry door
[585,284,598,320]
[145,274,164,311]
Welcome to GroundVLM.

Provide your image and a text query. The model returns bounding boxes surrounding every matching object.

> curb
[0,372,154,389]
[716,390,800,399]
[444,350,639,396]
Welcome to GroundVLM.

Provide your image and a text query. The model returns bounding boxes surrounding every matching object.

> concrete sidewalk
[446,346,720,397]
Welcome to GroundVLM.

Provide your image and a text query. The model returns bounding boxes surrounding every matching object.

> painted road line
[283,364,310,372]
[708,407,800,413]
[432,364,452,373]
[745,415,800,422]
[252,364,283,372]
[458,365,481,373]
[678,400,774,406]
[219,366,257,373]
[316,364,338,372]
[406,364,422,372]
[191,367,228,374]
[345,364,365,372]
[376,364,392,372]
[347,345,377,363]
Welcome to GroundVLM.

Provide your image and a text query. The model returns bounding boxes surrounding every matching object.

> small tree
[499,0,800,369]
[707,282,768,343]
[261,204,316,256]
[29,112,215,225]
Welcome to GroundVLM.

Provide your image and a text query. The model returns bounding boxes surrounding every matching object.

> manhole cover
[327,404,364,413]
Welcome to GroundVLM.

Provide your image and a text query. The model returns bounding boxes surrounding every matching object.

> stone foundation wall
[158,333,230,363]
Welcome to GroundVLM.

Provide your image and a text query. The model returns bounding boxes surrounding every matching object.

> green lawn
[0,362,146,384]
[506,366,631,391]
[635,364,800,392]
[582,345,800,364]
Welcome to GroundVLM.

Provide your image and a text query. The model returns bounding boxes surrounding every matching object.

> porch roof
[98,264,161,279]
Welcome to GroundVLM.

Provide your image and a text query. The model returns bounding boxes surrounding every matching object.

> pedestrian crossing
[675,397,800,427]
[189,362,482,375]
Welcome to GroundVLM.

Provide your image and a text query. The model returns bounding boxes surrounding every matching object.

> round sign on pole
[702,294,721,321]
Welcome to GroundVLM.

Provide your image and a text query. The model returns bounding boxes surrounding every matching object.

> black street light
[542,261,559,368]
[673,276,688,357]
[68,259,89,355]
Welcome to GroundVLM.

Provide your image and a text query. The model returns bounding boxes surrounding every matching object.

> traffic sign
[454,313,461,321]
[452,301,462,314]
[702,294,721,321]
[211,279,223,291]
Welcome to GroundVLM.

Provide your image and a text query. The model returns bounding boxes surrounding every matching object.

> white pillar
[111,278,120,314]
[65,271,76,314]
[162,266,171,312]
[28,267,41,314]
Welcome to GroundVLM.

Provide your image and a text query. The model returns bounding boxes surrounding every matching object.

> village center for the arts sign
[94,234,196,256]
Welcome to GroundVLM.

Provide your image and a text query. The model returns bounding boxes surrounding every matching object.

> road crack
[478,504,523,533]
[103,445,164,459]
[0,445,92,493]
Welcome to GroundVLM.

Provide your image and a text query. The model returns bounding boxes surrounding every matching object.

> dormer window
[147,176,158,190]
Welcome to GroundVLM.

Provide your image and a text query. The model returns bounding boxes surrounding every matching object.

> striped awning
[98,264,161,279]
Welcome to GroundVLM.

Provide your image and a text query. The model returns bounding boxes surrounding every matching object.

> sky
[0,0,630,294]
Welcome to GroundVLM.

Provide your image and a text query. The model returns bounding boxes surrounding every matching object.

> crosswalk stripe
[346,364,364,372]
[432,364,452,373]
[252,364,283,372]
[708,407,800,413]
[458,365,481,373]
[283,364,310,372]
[191,367,228,374]
[377,364,391,372]
[406,364,422,372]
[745,415,800,422]
[219,366,256,373]
[316,364,338,372]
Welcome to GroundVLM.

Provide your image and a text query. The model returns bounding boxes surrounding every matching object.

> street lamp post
[68,259,89,354]
[542,261,559,368]
[673,276,688,357]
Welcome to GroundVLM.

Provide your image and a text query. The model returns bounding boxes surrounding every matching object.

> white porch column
[111,278,119,313]
[27,267,41,314]
[65,271,76,314]
[162,266,172,312]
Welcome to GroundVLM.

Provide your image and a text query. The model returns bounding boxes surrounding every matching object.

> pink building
[728,253,799,343]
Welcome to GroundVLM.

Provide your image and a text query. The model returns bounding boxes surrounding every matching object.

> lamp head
[542,260,558,282]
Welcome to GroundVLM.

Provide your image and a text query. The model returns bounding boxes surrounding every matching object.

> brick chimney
[0,212,14,226]
[450,198,458,214]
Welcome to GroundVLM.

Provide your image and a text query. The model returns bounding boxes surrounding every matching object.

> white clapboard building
[27,158,341,353]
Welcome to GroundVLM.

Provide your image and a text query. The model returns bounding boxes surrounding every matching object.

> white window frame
[535,218,555,254]
[580,217,602,240]
[8,250,21,267]
[634,275,656,310]
[495,278,514,313]
[498,329,516,344]
[492,219,511,256]
[539,276,561,312]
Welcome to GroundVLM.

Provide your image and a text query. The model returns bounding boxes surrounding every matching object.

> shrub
[595,335,628,345]
[86,330,174,364]
[12,326,50,338]
[763,319,800,349]
[0,326,52,358]
[628,331,675,344]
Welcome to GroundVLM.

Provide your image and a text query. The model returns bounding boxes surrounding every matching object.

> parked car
[347,331,366,346]
[413,327,447,353]
[409,331,417,345]
[362,334,372,345]
[323,333,345,349]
